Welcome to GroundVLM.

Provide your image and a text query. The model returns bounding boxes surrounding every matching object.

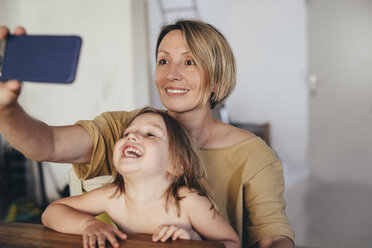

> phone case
[0,35,82,83]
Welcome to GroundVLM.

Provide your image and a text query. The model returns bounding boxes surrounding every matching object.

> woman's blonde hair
[156,19,236,109]
[111,107,213,215]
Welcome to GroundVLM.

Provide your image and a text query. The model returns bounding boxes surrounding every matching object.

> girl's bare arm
[41,187,110,233]
[41,187,126,248]
[181,190,240,248]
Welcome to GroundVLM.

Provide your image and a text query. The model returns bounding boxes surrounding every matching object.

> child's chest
[108,201,192,234]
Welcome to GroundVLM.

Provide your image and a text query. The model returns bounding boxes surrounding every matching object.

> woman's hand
[0,26,24,109]
[0,26,26,110]
[82,219,127,248]
[152,224,201,242]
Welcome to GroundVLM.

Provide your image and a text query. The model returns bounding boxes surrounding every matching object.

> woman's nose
[166,64,183,81]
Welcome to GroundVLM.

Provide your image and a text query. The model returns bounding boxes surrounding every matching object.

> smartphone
[0,35,82,84]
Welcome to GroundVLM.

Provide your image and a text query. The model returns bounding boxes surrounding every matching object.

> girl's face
[113,113,171,177]
[155,30,203,113]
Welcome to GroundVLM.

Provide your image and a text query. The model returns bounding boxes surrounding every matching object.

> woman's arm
[0,102,93,163]
[181,190,240,248]
[0,27,93,164]
[244,160,295,247]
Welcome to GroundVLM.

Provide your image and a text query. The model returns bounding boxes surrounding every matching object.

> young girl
[41,107,240,248]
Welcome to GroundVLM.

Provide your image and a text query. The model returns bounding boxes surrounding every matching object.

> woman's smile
[165,87,189,96]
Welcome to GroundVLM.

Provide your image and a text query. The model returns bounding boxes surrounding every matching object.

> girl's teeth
[124,147,142,158]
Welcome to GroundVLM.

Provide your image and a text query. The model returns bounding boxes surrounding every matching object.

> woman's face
[155,30,203,113]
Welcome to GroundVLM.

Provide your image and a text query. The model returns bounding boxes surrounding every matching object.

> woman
[0,20,294,247]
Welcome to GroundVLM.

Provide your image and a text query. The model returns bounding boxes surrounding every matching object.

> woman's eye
[123,133,129,137]
[186,60,195,66]
[146,133,155,137]
[158,59,168,65]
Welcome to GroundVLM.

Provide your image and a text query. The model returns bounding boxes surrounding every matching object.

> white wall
[0,0,150,200]
[226,0,309,186]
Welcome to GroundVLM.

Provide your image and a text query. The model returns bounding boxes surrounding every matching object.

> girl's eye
[123,132,129,137]
[158,59,168,65]
[186,60,195,66]
[146,133,155,137]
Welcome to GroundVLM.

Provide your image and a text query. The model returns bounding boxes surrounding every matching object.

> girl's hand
[152,224,201,242]
[83,219,127,248]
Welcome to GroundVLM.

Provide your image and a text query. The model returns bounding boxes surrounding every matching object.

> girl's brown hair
[156,19,236,109]
[111,107,213,216]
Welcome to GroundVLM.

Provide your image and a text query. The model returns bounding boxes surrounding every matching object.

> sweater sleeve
[72,111,134,180]
[243,160,295,247]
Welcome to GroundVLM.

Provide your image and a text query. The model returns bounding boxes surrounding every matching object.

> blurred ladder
[157,0,200,24]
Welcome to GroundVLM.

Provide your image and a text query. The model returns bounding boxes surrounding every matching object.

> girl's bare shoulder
[86,184,120,198]
[177,187,212,208]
